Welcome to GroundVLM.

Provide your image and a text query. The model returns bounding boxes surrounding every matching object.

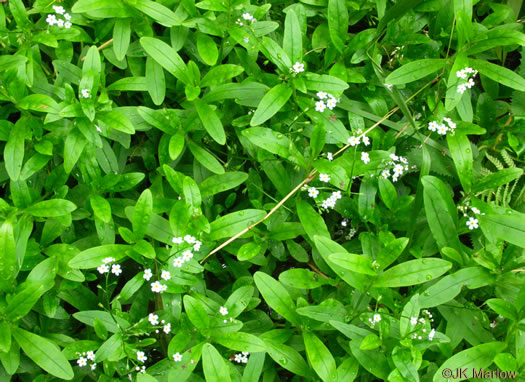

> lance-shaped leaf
[385,59,446,85]
[194,98,225,145]
[250,84,292,126]
[374,258,452,287]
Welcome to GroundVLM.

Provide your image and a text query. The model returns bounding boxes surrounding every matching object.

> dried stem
[81,39,114,61]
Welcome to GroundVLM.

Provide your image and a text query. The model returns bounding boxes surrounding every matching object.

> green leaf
[73,311,130,333]
[194,98,225,145]
[303,331,337,382]
[360,334,382,350]
[258,37,292,73]
[24,199,77,217]
[197,33,218,66]
[486,298,518,321]
[4,122,25,181]
[200,172,248,197]
[253,271,302,326]
[183,295,209,330]
[303,73,350,93]
[241,352,265,382]
[471,58,525,91]
[120,272,145,301]
[243,127,306,166]
[187,141,224,174]
[472,168,523,193]
[374,258,452,287]
[140,37,189,84]
[200,65,244,87]
[358,177,377,223]
[385,59,446,85]
[212,332,265,352]
[113,18,131,61]
[202,343,231,382]
[132,0,182,27]
[68,245,130,269]
[328,0,349,53]
[168,342,204,382]
[328,252,377,276]
[434,342,506,381]
[422,175,462,252]
[263,338,312,377]
[467,29,525,55]
[95,333,122,362]
[133,189,153,240]
[0,220,16,285]
[0,321,11,353]
[90,194,112,223]
[18,94,60,113]
[283,9,302,64]
[447,132,473,192]
[279,269,331,289]
[349,341,389,380]
[378,177,397,210]
[296,199,330,241]
[479,213,525,248]
[72,0,134,17]
[183,176,201,210]
[6,281,50,321]
[0,55,27,73]
[13,328,74,380]
[97,111,135,134]
[224,286,254,318]
[208,209,266,241]
[146,57,166,106]
[250,84,293,126]
[400,294,420,338]
[63,128,87,174]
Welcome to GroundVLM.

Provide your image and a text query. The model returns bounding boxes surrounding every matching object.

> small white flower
[161,270,171,281]
[182,250,193,262]
[242,12,253,21]
[137,351,147,363]
[292,62,304,73]
[172,236,183,244]
[148,313,159,325]
[163,323,171,334]
[90,363,96,370]
[64,13,71,20]
[471,207,480,215]
[373,314,381,323]
[419,317,425,324]
[193,240,201,251]
[242,352,249,356]
[184,235,196,244]
[243,37,249,43]
[56,19,64,28]
[428,328,436,341]
[456,70,467,79]
[308,187,319,198]
[102,257,115,264]
[466,78,475,89]
[315,100,326,112]
[348,136,360,146]
[86,351,95,361]
[410,317,418,325]
[160,284,167,292]
[219,306,228,316]
[428,121,438,132]
[466,217,478,230]
[327,152,333,161]
[46,14,57,26]
[326,98,337,110]
[490,321,497,328]
[173,352,182,362]
[362,136,370,146]
[97,265,109,274]
[111,264,122,276]
[322,198,336,209]
[77,357,87,367]
[234,354,242,363]
[437,124,448,135]
[381,169,390,179]
[173,257,183,267]
[393,164,404,175]
[331,191,342,200]
[392,174,399,182]
[399,156,408,164]
[319,173,330,182]
[151,281,164,293]
[53,5,65,14]
[361,152,370,164]
[143,269,153,281]
[457,83,467,94]
[464,67,474,74]
[317,91,327,99]
[81,89,90,98]
[418,336,422,340]
[241,355,248,363]
[389,154,399,161]
[341,219,348,227]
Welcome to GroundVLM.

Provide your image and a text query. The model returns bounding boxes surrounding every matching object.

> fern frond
[480,166,493,177]
[500,149,516,168]
[486,153,504,170]
[512,178,525,208]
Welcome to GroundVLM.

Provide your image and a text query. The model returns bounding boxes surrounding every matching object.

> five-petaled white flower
[81,89,90,98]
[148,313,159,325]
[90,363,96,370]
[361,152,370,164]
[466,217,478,230]
[348,136,360,146]
[172,236,183,244]
[111,264,122,276]
[219,306,228,316]
[317,91,327,99]
[46,14,57,25]
[308,187,319,198]
[315,100,326,112]
[193,240,201,251]
[137,351,147,363]
[163,323,171,334]
[471,207,480,215]
[182,250,193,262]
[362,136,370,146]
[161,270,171,281]
[173,257,183,267]
[77,357,87,367]
[173,352,182,362]
[319,173,330,182]
[428,121,438,132]
[64,13,71,20]
[331,191,342,200]
[326,98,337,110]
[292,62,304,73]
[234,353,242,363]
[143,269,153,281]
[373,314,381,323]
[97,265,109,274]
[184,235,196,244]
[53,5,65,14]
[457,83,467,94]
[437,124,448,135]
[410,317,418,325]
[102,257,115,264]
[86,351,95,361]
[151,281,165,293]
[327,152,333,161]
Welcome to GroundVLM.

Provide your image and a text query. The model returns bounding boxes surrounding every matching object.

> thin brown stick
[200,106,401,264]
[307,262,330,280]
[81,39,114,61]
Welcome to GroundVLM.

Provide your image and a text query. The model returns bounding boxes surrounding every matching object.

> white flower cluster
[236,12,256,26]
[291,62,305,74]
[428,117,456,136]
[380,154,409,182]
[81,89,90,98]
[458,202,484,230]
[368,313,381,327]
[233,352,250,364]
[97,257,122,276]
[171,234,201,269]
[76,351,96,370]
[321,190,342,210]
[315,91,340,112]
[409,311,436,341]
[456,67,477,94]
[147,314,172,335]
[347,129,371,147]
[135,365,146,374]
[46,6,72,28]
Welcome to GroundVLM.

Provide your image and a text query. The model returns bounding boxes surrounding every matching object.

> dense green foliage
[1,0,525,381]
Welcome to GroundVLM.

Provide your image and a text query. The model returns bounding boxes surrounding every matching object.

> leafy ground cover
[1,0,525,381]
